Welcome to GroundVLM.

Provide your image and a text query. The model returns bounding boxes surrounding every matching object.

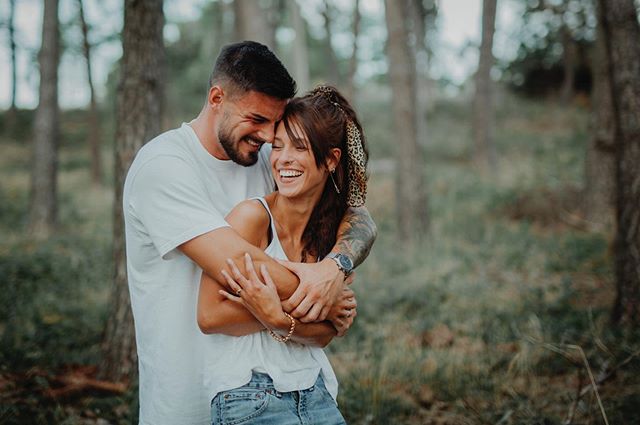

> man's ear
[208,86,224,108]
[325,148,342,172]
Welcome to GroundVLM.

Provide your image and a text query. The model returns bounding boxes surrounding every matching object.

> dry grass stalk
[525,336,609,425]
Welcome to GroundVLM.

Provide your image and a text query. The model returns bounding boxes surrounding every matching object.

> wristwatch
[325,253,354,277]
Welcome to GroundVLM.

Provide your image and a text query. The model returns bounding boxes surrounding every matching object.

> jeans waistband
[247,372,324,389]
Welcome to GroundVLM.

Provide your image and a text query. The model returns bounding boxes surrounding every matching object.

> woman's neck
[267,191,321,262]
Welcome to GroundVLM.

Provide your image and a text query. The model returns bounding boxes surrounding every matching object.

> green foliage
[501,0,595,96]
[1,93,639,424]
[0,236,111,369]
[0,109,35,142]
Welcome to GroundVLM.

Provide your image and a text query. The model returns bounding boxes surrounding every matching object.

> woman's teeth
[280,170,303,178]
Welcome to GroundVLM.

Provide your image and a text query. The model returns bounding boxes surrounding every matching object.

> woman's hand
[326,287,357,337]
[219,253,289,331]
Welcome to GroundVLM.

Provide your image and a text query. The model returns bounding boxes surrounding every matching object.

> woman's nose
[278,146,295,163]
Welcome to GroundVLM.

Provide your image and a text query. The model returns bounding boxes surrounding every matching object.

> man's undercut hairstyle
[209,41,296,100]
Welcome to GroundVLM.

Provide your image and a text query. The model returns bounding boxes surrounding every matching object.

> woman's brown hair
[282,86,369,261]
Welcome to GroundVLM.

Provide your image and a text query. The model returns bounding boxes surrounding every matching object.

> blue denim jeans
[211,372,346,425]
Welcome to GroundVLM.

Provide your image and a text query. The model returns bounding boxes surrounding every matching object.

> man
[123,41,376,424]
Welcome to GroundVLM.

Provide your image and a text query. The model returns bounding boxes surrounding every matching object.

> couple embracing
[124,41,377,425]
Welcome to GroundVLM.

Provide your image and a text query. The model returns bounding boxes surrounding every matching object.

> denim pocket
[214,388,269,425]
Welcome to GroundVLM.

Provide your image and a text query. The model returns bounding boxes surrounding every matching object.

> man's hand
[327,287,357,337]
[280,258,346,323]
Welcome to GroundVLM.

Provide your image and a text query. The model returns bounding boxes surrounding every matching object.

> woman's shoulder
[226,198,271,249]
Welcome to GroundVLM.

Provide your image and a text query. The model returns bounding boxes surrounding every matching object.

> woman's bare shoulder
[225,198,271,249]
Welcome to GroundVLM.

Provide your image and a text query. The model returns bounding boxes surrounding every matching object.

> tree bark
[290,0,310,93]
[321,0,341,86]
[8,0,17,118]
[384,0,429,244]
[599,0,640,325]
[264,0,282,52]
[28,0,59,238]
[233,0,274,49]
[472,0,498,169]
[583,2,615,229]
[78,0,103,185]
[410,0,433,148]
[560,24,577,104]
[99,0,165,383]
[345,0,361,102]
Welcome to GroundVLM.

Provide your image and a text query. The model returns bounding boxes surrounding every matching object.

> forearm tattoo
[335,206,377,268]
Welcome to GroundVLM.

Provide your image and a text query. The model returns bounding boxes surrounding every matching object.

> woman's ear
[325,148,342,172]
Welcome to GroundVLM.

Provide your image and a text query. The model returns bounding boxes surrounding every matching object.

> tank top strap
[250,197,275,246]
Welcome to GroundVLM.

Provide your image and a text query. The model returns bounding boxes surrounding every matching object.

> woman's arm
[197,200,344,346]
[199,255,341,347]
[197,272,265,336]
[218,255,339,347]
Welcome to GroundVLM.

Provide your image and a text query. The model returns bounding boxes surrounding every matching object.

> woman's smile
[278,168,304,178]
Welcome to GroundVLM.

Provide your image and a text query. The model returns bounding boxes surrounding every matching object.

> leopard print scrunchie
[312,86,368,207]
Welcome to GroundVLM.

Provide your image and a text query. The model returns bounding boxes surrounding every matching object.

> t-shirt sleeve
[128,155,228,259]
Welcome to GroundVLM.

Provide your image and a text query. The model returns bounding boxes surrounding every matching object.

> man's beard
[218,125,260,167]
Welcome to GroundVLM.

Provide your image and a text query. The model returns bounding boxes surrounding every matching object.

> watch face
[339,255,353,271]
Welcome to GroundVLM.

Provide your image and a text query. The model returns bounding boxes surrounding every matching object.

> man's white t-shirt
[123,123,274,425]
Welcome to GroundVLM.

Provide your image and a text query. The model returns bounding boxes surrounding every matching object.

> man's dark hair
[209,41,296,100]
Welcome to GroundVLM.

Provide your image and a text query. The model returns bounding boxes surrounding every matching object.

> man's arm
[179,227,299,300]
[197,259,341,347]
[281,206,377,322]
[332,206,378,267]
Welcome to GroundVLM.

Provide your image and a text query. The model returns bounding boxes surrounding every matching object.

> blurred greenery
[2,89,639,424]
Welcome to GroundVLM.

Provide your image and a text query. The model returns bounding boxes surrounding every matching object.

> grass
[1,92,639,424]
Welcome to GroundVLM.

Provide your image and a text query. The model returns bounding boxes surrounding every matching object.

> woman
[197,86,368,425]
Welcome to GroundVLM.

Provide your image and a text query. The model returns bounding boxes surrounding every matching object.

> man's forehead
[236,90,287,121]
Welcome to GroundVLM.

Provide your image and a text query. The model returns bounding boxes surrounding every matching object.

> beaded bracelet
[269,312,295,343]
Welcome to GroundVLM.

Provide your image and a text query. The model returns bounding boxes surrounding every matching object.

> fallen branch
[44,372,127,399]
[577,348,640,399]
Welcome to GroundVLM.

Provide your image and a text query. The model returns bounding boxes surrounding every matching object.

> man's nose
[256,123,276,143]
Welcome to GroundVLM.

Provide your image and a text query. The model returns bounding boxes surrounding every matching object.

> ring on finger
[346,309,351,318]
[236,288,243,296]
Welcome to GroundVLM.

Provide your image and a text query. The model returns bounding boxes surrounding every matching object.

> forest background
[1,0,640,424]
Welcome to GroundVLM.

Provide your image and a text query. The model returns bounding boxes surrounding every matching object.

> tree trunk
[264,0,281,53]
[290,0,310,93]
[321,0,341,86]
[99,0,165,383]
[599,0,640,325]
[384,0,429,245]
[410,0,431,148]
[234,0,274,49]
[345,0,361,103]
[28,0,59,238]
[7,0,17,128]
[472,0,498,170]
[583,2,615,229]
[78,0,103,185]
[560,24,577,104]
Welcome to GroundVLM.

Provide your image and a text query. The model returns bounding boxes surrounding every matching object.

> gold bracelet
[269,312,295,343]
